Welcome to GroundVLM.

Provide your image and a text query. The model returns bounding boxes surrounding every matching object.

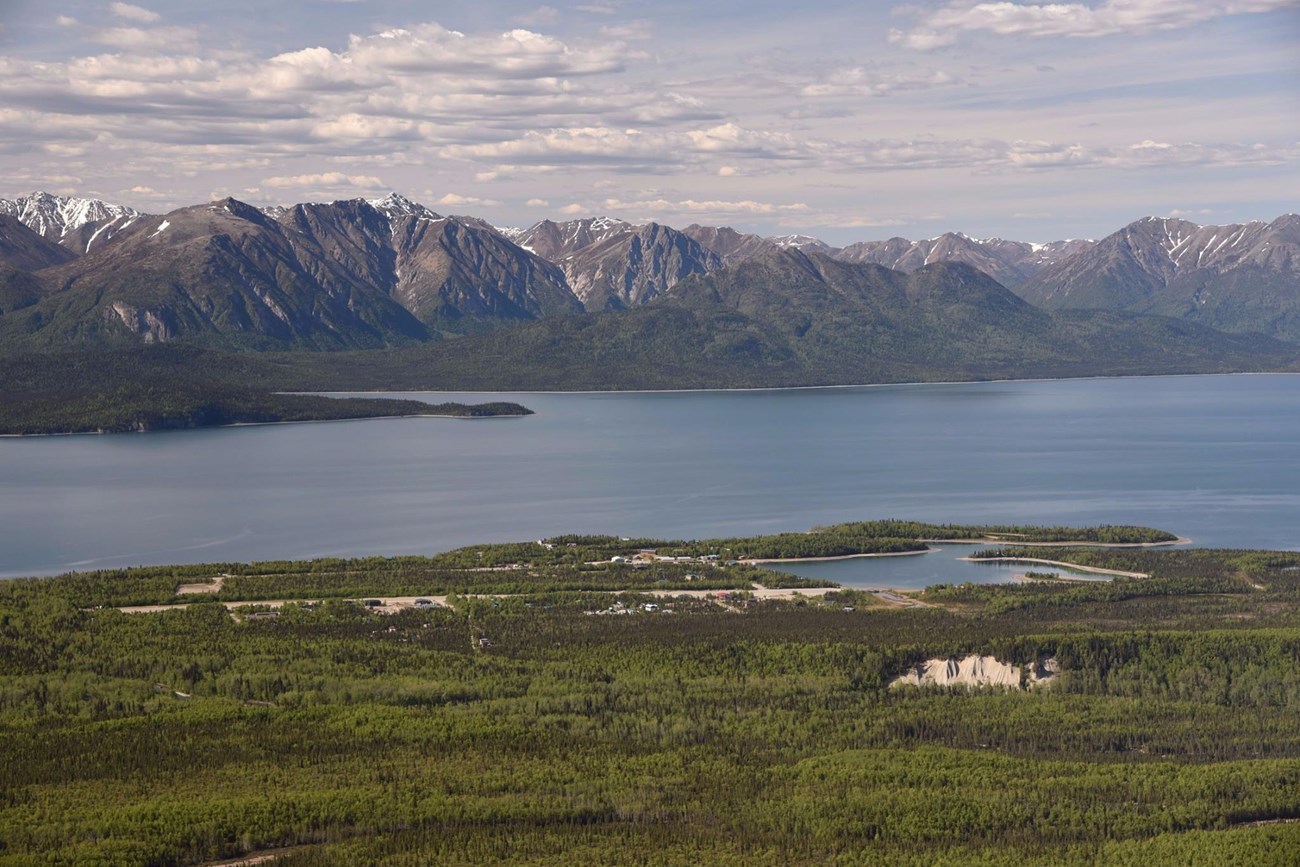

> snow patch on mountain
[0,192,140,242]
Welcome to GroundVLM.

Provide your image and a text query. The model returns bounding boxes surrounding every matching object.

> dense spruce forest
[0,348,531,435]
[3,523,1300,864]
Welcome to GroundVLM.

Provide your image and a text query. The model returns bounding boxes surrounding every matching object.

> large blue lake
[3,374,1299,585]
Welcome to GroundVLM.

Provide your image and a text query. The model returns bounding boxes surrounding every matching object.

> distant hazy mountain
[834,233,1093,288]
[510,217,720,310]
[1018,215,1300,341]
[681,225,778,265]
[768,234,838,256]
[319,247,1297,391]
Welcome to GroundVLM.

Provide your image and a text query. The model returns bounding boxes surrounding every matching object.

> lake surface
[3,373,1299,580]
[763,545,1110,590]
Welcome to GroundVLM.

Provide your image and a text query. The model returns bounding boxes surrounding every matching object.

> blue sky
[1,0,1296,243]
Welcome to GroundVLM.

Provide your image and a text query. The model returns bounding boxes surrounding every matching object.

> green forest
[2,523,1299,865]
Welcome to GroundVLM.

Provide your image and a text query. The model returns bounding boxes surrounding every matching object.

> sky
[0,0,1297,244]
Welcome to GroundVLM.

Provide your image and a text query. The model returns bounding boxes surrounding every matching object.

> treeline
[967,546,1300,594]
[828,520,1179,544]
[542,520,1178,562]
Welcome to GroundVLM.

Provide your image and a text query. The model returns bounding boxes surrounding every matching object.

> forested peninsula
[4,521,1300,865]
[0,350,530,435]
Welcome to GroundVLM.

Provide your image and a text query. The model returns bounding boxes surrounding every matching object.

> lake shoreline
[743,549,931,564]
[0,411,533,439]
[304,370,1300,397]
[921,536,1192,548]
[962,556,1149,578]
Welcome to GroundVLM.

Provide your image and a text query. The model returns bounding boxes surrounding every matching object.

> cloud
[526,197,549,206]
[109,3,161,23]
[261,172,384,188]
[891,0,1300,50]
[779,212,919,230]
[441,123,814,170]
[1115,138,1300,168]
[801,68,956,97]
[56,15,78,26]
[564,196,811,220]
[92,26,201,51]
[433,192,500,206]
[344,23,630,77]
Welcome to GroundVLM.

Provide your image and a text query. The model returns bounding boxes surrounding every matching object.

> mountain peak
[767,233,834,254]
[367,192,435,219]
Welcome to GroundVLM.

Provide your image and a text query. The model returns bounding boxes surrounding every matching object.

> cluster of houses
[608,549,729,570]
[585,600,668,616]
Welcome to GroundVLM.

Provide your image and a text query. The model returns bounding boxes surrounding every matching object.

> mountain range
[262,246,1299,391]
[1017,215,1300,341]
[0,190,1295,368]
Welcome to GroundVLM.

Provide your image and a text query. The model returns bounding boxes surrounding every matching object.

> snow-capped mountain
[835,233,1093,288]
[767,233,837,256]
[512,217,720,309]
[367,192,438,221]
[0,195,580,347]
[1018,214,1300,341]
[0,192,142,253]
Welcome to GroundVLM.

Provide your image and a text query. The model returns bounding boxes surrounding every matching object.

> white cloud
[262,172,384,188]
[891,0,1300,50]
[526,197,549,206]
[310,114,420,142]
[801,68,955,97]
[56,15,78,26]
[344,23,631,77]
[433,192,500,206]
[92,26,201,51]
[573,196,811,219]
[109,3,161,23]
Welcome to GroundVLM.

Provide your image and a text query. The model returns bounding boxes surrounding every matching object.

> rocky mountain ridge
[0,195,580,348]
[1017,214,1300,341]
[1,190,1294,348]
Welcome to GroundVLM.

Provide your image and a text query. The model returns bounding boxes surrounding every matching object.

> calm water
[764,545,1111,590]
[3,373,1299,581]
